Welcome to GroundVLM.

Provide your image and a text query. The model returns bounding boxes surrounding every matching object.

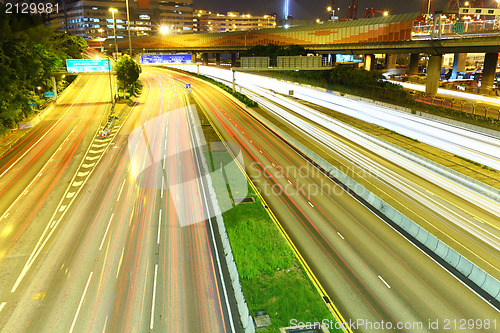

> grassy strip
[165,66,258,107]
[453,154,497,172]
[201,130,337,332]
[257,69,500,131]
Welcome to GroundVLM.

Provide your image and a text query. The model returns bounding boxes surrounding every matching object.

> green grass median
[204,144,339,332]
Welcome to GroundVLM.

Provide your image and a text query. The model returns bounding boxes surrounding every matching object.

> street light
[125,0,132,57]
[109,8,118,60]
[160,26,170,34]
[383,11,389,17]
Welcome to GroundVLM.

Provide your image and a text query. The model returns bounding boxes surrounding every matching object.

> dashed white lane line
[116,247,125,279]
[308,201,314,208]
[0,302,6,313]
[69,271,93,333]
[337,232,345,240]
[116,179,126,202]
[378,275,391,289]
[150,264,158,330]
[157,210,162,244]
[99,213,114,251]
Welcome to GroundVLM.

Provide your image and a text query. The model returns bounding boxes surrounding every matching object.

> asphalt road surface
[0,70,240,332]
[163,67,500,332]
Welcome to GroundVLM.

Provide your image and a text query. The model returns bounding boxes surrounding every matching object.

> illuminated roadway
[0,63,498,332]
[0,70,240,332]
[163,67,500,331]
[178,65,500,172]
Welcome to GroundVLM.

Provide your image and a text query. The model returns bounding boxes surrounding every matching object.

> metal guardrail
[412,91,500,119]
[413,19,499,37]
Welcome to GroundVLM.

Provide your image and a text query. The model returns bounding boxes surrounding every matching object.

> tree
[115,55,141,97]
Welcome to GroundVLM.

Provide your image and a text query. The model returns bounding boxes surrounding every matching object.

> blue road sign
[44,92,55,98]
[140,54,192,65]
[186,84,191,89]
[66,59,111,73]
[28,103,37,107]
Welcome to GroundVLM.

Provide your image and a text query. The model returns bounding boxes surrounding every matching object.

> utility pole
[125,0,132,57]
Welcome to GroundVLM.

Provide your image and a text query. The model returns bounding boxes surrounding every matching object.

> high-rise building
[49,0,193,39]
[193,10,276,33]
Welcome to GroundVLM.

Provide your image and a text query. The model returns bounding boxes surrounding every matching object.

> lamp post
[109,8,118,60]
[125,0,132,57]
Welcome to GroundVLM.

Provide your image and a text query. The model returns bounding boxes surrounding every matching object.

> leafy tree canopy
[0,4,87,133]
[115,55,141,90]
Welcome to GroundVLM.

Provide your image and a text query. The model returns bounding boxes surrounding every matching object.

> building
[193,10,276,33]
[49,0,193,40]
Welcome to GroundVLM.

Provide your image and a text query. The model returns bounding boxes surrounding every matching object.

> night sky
[193,0,498,20]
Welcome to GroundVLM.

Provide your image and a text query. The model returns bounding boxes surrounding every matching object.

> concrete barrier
[244,104,500,305]
[189,108,255,333]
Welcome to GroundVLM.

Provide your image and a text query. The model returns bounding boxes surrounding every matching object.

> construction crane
[415,0,434,22]
[344,0,359,20]
[363,8,389,18]
[445,0,461,11]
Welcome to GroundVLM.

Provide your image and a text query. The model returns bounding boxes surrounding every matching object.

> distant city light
[160,26,170,34]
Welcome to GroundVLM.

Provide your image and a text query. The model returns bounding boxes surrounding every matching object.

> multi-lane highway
[1,63,499,333]
[176,66,500,172]
[0,69,240,332]
[165,67,500,331]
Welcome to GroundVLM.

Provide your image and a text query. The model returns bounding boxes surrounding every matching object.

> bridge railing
[412,90,500,119]
[412,19,498,37]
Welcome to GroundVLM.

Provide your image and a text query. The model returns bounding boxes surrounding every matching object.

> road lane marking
[102,316,108,333]
[77,171,90,177]
[72,180,83,187]
[0,92,84,179]
[0,302,5,313]
[308,201,314,208]
[150,264,158,330]
[116,247,125,279]
[66,192,75,199]
[81,163,96,168]
[378,275,391,289]
[69,272,93,333]
[337,232,344,240]
[157,209,161,244]
[116,179,126,202]
[99,213,114,251]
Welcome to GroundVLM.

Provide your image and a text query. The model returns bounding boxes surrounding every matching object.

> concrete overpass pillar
[331,54,337,66]
[385,54,397,70]
[202,53,209,65]
[215,53,221,65]
[192,53,196,64]
[409,53,420,76]
[480,52,498,94]
[451,53,466,79]
[364,54,375,71]
[231,53,237,67]
[426,54,443,96]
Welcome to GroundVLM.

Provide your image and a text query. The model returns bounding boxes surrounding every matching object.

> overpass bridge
[106,12,500,95]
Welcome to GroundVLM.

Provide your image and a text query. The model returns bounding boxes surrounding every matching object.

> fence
[412,91,500,119]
